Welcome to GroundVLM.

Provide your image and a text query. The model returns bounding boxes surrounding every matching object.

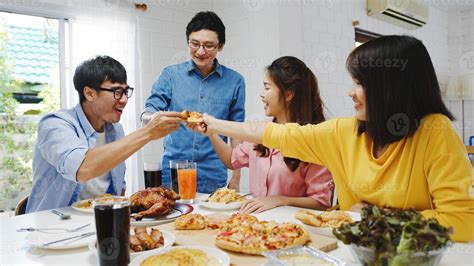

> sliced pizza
[175,213,209,230]
[295,210,353,228]
[215,214,310,255]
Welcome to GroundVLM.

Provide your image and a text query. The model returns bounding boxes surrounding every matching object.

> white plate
[130,246,230,266]
[25,222,95,250]
[198,194,250,211]
[302,211,361,238]
[71,199,94,214]
[130,203,193,227]
[89,229,175,259]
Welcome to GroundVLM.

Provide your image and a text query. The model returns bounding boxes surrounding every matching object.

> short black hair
[346,35,454,150]
[186,11,225,45]
[73,55,127,102]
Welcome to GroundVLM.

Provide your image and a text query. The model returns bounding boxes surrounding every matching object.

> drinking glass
[143,161,162,188]
[93,196,130,266]
[176,161,197,203]
[169,159,188,193]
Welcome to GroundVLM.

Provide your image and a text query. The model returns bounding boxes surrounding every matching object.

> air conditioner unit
[367,0,429,30]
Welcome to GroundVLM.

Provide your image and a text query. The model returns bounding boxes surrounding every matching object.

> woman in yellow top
[192,35,473,242]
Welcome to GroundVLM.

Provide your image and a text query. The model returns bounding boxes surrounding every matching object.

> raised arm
[208,134,234,169]
[203,114,266,144]
[75,112,182,183]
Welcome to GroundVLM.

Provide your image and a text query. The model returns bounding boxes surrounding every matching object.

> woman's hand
[184,113,218,136]
[239,196,284,214]
[201,113,218,135]
[348,202,369,213]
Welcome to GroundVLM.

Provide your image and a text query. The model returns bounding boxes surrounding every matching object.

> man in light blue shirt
[26,56,182,213]
[143,12,246,193]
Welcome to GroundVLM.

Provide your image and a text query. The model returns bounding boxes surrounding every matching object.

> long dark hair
[346,35,454,151]
[254,56,326,171]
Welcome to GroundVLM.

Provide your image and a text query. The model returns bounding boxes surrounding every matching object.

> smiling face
[348,78,366,121]
[188,29,223,73]
[83,80,129,132]
[260,73,287,121]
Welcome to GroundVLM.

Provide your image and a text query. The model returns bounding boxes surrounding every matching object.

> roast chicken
[130,186,180,220]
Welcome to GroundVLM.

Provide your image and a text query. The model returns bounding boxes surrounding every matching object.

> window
[0,11,67,212]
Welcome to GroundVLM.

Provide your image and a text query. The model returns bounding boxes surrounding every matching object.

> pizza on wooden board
[215,213,310,255]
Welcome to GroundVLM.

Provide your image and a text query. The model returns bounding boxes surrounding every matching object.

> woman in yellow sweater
[193,35,473,242]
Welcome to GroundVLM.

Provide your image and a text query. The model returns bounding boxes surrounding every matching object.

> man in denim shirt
[143,12,246,193]
[26,56,182,213]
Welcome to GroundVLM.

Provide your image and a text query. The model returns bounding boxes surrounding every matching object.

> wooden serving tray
[156,216,338,266]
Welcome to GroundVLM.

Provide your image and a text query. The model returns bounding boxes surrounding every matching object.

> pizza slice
[295,210,353,228]
[181,110,203,123]
[175,213,209,230]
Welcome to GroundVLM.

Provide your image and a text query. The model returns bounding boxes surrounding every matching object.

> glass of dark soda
[144,161,162,188]
[93,196,130,266]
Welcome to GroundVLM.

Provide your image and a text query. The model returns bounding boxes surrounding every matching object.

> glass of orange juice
[176,161,197,203]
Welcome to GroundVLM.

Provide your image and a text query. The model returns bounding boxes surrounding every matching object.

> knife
[41,231,95,247]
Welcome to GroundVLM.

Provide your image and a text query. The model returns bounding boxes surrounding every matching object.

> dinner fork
[16,223,91,233]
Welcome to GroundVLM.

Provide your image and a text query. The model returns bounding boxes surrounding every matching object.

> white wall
[135,1,211,190]
[447,8,474,144]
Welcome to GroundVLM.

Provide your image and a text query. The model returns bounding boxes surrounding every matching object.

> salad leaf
[332,205,451,265]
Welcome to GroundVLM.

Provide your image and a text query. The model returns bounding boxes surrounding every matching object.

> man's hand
[145,111,182,140]
[239,196,284,214]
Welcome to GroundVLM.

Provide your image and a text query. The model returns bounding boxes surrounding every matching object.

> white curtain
[67,9,139,196]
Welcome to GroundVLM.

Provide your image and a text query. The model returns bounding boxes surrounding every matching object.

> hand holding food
[181,110,204,123]
[146,111,182,140]
[184,112,219,136]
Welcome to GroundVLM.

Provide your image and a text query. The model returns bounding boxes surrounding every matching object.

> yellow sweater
[263,114,473,242]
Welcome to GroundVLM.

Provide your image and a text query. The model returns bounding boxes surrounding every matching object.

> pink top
[231,142,334,207]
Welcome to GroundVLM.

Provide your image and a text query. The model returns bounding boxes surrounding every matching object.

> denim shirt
[144,60,246,193]
[25,104,126,213]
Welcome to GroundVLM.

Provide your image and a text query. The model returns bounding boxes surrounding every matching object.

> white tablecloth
[1,200,473,265]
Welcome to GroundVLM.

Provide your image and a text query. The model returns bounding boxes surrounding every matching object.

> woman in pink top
[190,56,333,213]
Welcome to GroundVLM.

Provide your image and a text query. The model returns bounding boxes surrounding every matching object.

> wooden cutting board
[155,215,338,266]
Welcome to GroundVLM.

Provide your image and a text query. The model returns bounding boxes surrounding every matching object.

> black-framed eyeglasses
[96,86,134,100]
[188,41,219,52]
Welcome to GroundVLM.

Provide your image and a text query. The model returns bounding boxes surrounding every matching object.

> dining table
[1,194,473,265]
